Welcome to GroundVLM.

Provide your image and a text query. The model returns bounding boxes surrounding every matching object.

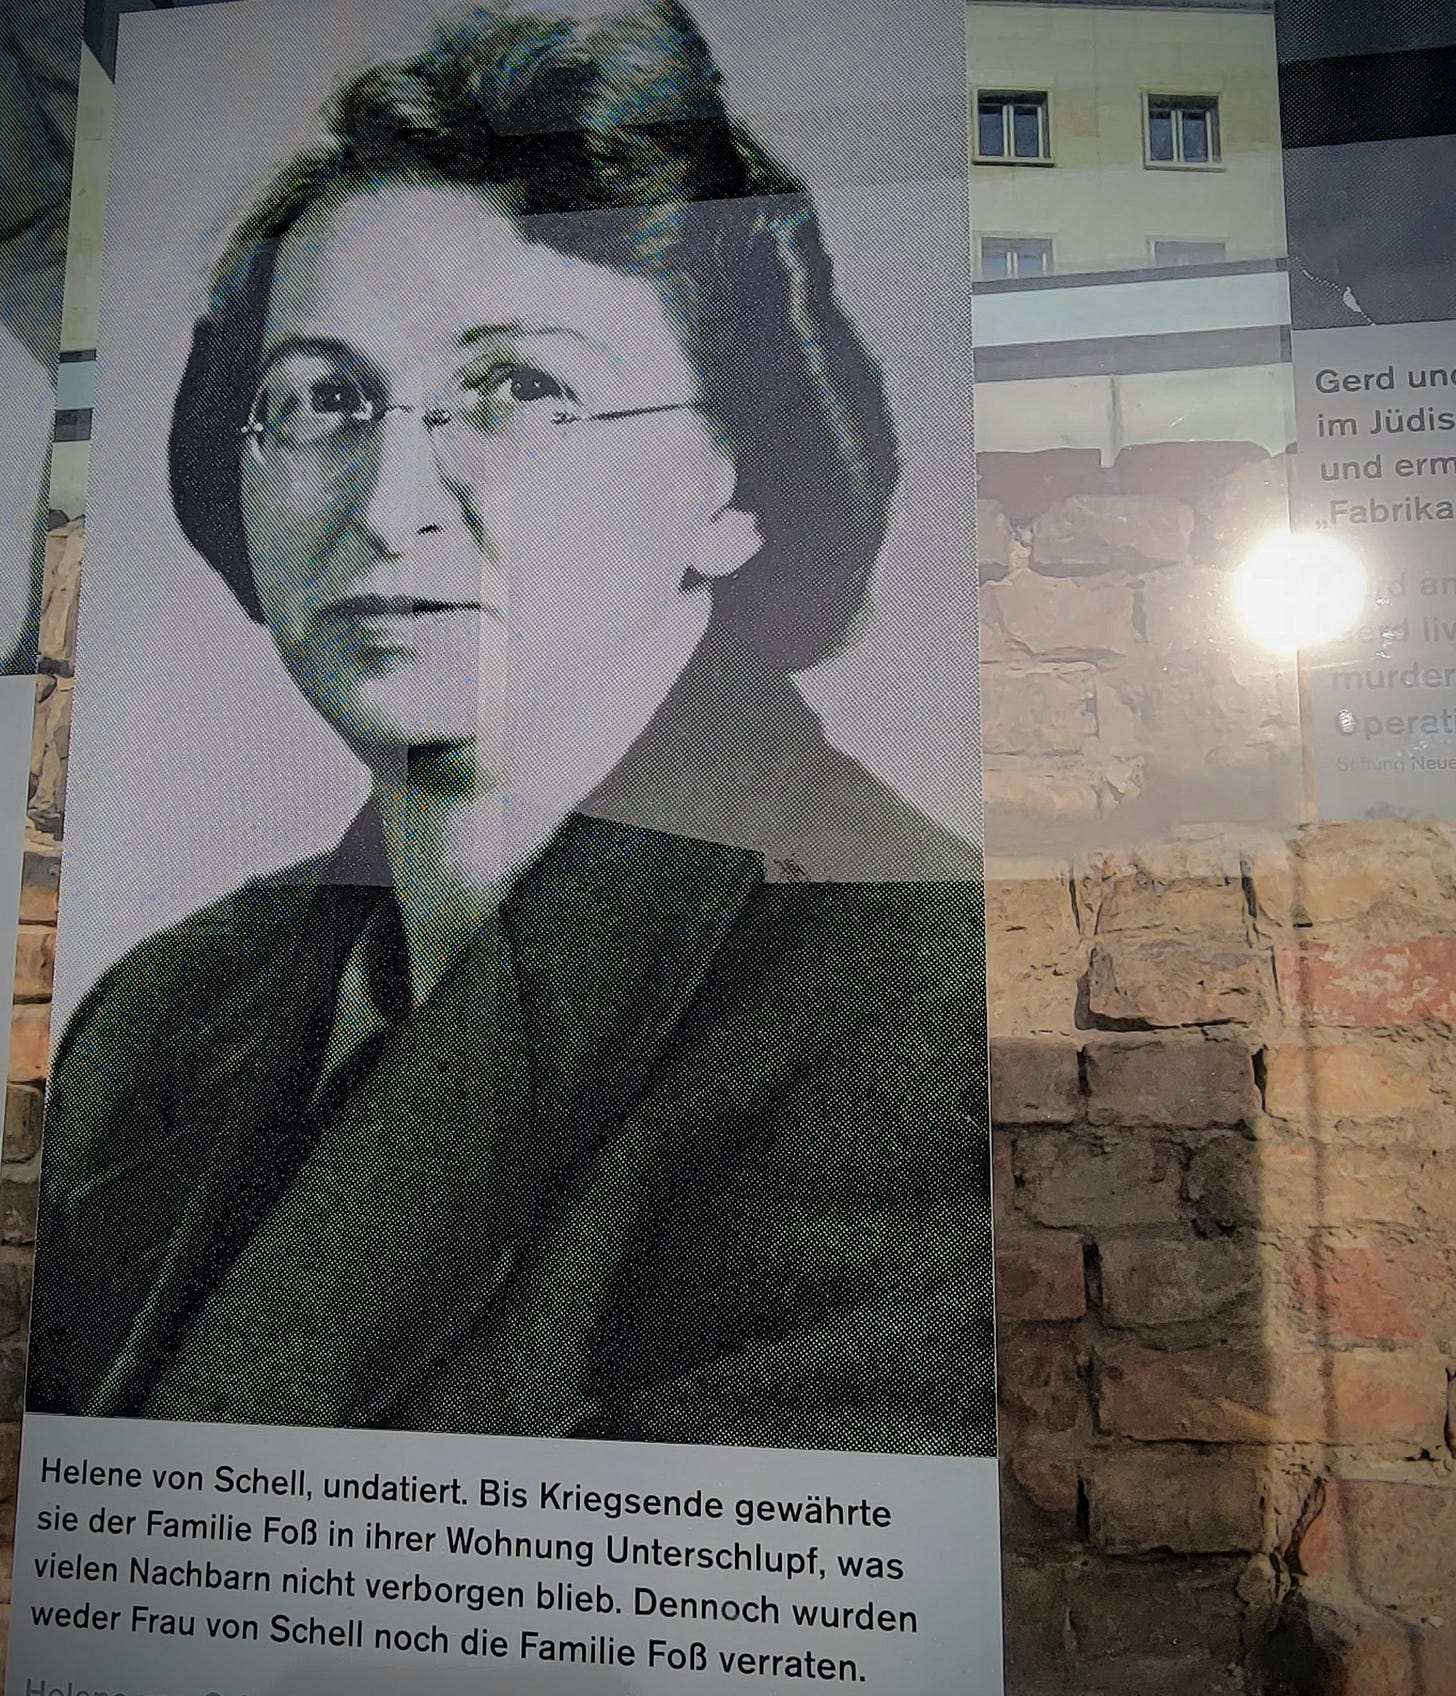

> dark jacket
[28,650,993,1455]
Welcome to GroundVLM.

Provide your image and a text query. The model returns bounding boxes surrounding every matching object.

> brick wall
[982,444,1456,1694]
[4,479,1456,1693]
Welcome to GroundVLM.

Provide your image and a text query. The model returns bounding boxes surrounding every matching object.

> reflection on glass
[1231,529,1368,656]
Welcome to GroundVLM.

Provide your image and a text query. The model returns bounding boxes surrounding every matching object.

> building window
[976,91,1050,161]
[980,236,1053,279]
[1151,238,1228,267]
[1146,95,1220,165]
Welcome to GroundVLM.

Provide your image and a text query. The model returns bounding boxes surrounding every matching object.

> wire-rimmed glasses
[238,351,697,488]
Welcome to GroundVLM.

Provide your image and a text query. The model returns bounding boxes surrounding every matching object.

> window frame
[977,233,1055,281]
[973,89,1054,166]
[1143,92,1222,170]
[1149,237,1230,268]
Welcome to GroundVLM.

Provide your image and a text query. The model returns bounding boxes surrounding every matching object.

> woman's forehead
[260,181,694,383]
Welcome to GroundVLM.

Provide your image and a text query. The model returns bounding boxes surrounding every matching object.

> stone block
[989,1038,1080,1125]
[1296,1479,1456,1618]
[0,1261,30,1341]
[1115,441,1268,506]
[1084,1038,1258,1128]
[1032,494,1194,576]
[1093,871,1248,941]
[39,519,83,674]
[984,873,1077,959]
[8,1006,51,1086]
[977,447,1106,525]
[29,675,72,838]
[981,571,1138,659]
[1283,1236,1450,1344]
[2,1087,44,1164]
[1017,1133,1183,1228]
[986,962,1082,1038]
[0,1181,36,1248]
[1062,1556,1247,1694]
[998,1328,1083,1434]
[1193,452,1292,567]
[980,667,1094,757]
[18,847,61,925]
[982,764,1101,830]
[0,1347,24,1421]
[1262,1039,1439,1124]
[1276,937,1456,1027]
[996,1233,1085,1322]
[1099,1232,1258,1327]
[1097,1342,1446,1445]
[1087,1446,1266,1553]
[1140,562,1236,655]
[1085,939,1267,1028]
[1292,821,1456,928]
[12,924,55,1003]
[1263,1592,1456,1696]
[976,497,1017,585]
[1010,1443,1079,1523]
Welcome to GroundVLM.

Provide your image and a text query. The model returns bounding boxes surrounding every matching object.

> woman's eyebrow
[456,322,600,353]
[255,334,371,373]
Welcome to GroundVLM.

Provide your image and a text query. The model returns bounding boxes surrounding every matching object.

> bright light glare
[1231,529,1368,656]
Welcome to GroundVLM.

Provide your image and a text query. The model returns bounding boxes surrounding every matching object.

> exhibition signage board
[6,1,999,1692]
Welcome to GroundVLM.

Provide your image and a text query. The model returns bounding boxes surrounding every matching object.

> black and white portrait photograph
[28,0,992,1456]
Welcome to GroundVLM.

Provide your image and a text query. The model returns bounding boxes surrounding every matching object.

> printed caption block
[8,1415,1002,1696]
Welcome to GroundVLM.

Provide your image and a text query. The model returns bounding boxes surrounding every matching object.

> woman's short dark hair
[169,0,900,671]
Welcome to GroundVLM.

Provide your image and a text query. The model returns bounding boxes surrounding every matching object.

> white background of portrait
[54,0,977,1025]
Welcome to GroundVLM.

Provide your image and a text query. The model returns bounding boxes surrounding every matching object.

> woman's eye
[506,366,568,405]
[308,376,366,416]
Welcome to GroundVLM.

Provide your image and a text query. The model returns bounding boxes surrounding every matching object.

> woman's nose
[352,408,459,554]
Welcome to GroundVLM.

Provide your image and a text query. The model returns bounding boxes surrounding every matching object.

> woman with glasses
[29,0,992,1457]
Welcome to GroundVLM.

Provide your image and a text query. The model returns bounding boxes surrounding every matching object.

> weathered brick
[1017,1133,1183,1229]
[976,497,1017,584]
[29,674,72,837]
[12,924,55,1003]
[1,1087,44,1164]
[1192,452,1291,566]
[1063,1556,1246,1694]
[1261,1591,1456,1696]
[1276,937,1456,1028]
[1087,1446,1266,1553]
[7,1006,51,1086]
[0,1182,36,1249]
[982,572,1137,660]
[1296,1480,1456,1618]
[983,764,1101,830]
[1292,821,1456,929]
[1093,871,1248,941]
[1010,1443,1080,1523]
[1262,1040,1439,1124]
[977,446,1106,524]
[1115,441,1268,506]
[989,1039,1080,1125]
[1097,1343,1446,1445]
[0,1347,25,1422]
[997,1233,1085,1322]
[1099,1232,1257,1328]
[1084,1038,1258,1128]
[1032,494,1194,576]
[17,848,60,925]
[1086,939,1267,1028]
[1283,1237,1451,1344]
[999,1329,1083,1434]
[981,668,1094,757]
[0,1261,30,1342]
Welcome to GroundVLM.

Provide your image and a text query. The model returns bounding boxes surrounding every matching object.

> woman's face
[240,181,756,797]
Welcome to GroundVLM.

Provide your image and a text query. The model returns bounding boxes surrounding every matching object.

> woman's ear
[691,503,763,580]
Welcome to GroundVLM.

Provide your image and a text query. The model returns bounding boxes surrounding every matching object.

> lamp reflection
[1232,528,1368,655]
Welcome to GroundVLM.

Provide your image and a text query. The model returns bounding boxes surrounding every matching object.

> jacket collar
[95,806,762,1427]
